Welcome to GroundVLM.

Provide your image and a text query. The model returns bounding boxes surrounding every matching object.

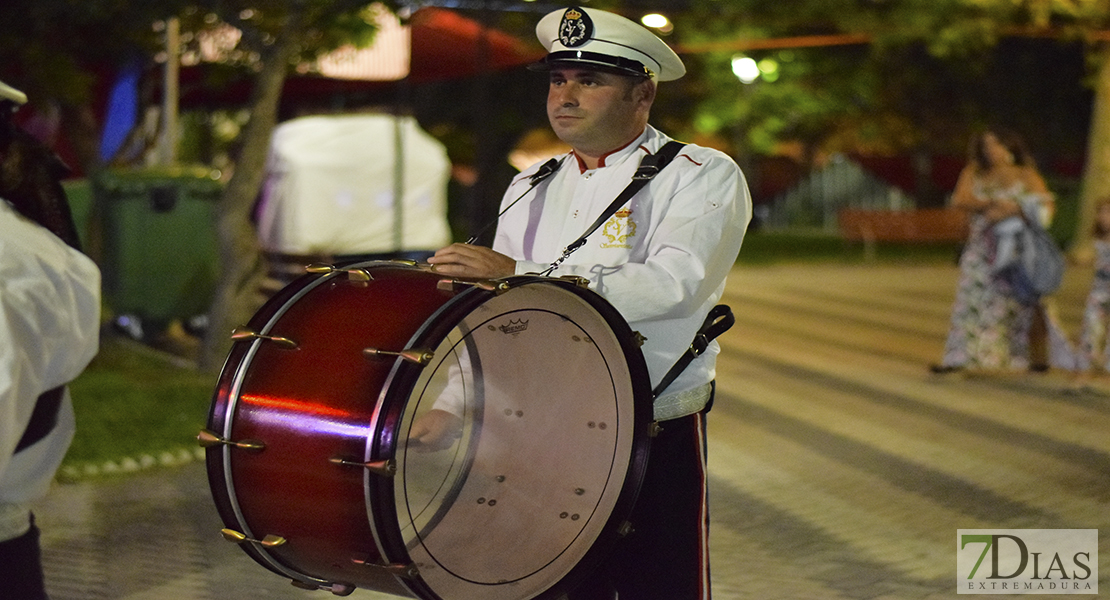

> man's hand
[408,409,463,452]
[426,243,516,279]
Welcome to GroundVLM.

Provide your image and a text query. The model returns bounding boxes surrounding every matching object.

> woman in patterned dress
[932,129,1071,373]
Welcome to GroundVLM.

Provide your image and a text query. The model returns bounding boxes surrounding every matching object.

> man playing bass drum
[420,6,751,599]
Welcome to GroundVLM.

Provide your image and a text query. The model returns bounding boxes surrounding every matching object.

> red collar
[572,132,646,173]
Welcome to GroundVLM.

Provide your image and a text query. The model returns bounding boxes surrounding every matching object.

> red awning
[406,7,542,83]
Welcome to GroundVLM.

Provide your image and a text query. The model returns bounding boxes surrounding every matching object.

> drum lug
[305,263,374,282]
[436,278,463,294]
[649,421,663,438]
[197,429,266,452]
[362,347,434,365]
[631,331,647,347]
[230,326,298,349]
[220,528,286,547]
[329,456,397,477]
[350,557,420,580]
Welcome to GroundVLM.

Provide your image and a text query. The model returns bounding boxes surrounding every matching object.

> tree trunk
[1076,45,1110,251]
[198,29,297,372]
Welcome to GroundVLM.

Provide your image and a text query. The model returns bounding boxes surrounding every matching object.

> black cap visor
[529,50,652,79]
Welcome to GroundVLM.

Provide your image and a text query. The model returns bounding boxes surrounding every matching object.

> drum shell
[206,265,450,592]
[205,264,654,598]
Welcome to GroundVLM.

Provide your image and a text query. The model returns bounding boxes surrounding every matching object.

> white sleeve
[429,346,471,418]
[0,210,101,479]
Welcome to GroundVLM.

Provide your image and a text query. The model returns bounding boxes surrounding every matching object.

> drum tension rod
[557,275,591,288]
[435,278,511,295]
[362,347,434,365]
[329,456,396,477]
[350,558,419,580]
[197,429,266,452]
[476,279,511,294]
[305,263,373,281]
[220,528,287,547]
[230,327,298,350]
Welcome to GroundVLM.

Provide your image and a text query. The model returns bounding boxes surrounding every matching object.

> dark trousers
[567,408,712,600]
[0,513,48,600]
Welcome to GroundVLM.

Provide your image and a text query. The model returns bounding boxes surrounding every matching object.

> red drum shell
[204,263,652,599]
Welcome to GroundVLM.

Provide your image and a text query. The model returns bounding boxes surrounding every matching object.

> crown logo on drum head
[559,7,592,48]
[498,319,530,335]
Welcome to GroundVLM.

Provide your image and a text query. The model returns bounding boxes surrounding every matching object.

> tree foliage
[671,0,1093,155]
[665,0,1108,241]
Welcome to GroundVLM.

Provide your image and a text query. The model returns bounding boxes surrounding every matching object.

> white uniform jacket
[0,200,100,541]
[493,126,751,420]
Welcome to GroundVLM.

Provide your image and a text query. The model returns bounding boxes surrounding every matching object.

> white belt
[653,382,712,421]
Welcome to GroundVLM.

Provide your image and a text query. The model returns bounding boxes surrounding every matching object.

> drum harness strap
[469,141,735,400]
[535,140,735,399]
[540,140,687,276]
[652,305,734,399]
[465,156,566,245]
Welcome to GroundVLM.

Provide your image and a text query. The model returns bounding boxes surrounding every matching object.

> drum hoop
[212,261,398,586]
[364,274,654,599]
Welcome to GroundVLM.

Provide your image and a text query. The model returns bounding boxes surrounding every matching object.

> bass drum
[202,261,653,599]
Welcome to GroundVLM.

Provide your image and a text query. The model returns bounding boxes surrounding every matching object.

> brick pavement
[710,263,1108,599]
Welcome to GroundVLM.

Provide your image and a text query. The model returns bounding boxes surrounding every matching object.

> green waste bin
[92,167,223,336]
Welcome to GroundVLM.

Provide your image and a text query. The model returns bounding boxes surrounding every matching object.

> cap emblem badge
[558,7,593,48]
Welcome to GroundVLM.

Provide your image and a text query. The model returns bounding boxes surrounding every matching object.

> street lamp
[731,55,759,84]
[641,13,673,34]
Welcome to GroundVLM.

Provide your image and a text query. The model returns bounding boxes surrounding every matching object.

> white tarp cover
[255,113,451,255]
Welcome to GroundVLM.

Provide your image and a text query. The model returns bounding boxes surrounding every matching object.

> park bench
[838,207,968,243]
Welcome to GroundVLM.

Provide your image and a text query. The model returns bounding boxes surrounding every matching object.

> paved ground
[34,261,1110,599]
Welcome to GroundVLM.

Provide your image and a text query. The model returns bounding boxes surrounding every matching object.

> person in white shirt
[0,80,101,600]
[423,7,751,599]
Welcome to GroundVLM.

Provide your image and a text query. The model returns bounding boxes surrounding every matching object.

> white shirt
[493,126,751,419]
[0,200,100,540]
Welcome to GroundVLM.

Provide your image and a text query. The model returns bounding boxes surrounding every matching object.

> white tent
[254,113,451,259]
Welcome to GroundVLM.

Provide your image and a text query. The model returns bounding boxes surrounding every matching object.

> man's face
[547,67,652,158]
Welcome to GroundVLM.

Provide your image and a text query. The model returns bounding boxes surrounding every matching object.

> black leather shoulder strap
[571,141,686,251]
[653,305,735,399]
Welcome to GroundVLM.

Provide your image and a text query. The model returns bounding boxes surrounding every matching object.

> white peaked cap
[533,6,685,81]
